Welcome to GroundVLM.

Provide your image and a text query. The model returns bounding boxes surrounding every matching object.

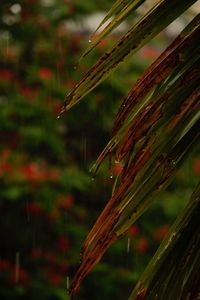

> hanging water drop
[171,159,176,166]
[110,174,113,179]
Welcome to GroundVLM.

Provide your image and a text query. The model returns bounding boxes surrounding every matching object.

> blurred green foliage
[0,1,199,299]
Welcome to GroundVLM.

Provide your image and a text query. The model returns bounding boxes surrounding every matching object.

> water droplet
[168,232,176,243]
[88,39,92,43]
[110,174,113,179]
[73,65,77,70]
[91,177,95,181]
[57,115,60,119]
[171,160,176,166]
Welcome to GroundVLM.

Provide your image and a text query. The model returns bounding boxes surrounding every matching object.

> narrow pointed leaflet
[60,0,197,115]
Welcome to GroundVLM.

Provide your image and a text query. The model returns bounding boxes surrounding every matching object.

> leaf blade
[60,0,198,114]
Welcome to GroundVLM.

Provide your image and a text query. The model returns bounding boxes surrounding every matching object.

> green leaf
[67,2,200,297]
[90,14,200,174]
[69,114,200,296]
[129,181,200,300]
[60,0,198,114]
[95,0,134,32]
[82,0,146,58]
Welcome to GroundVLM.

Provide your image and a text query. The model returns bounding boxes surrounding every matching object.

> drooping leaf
[59,0,197,115]
[67,1,200,297]
[83,81,200,255]
[95,0,133,32]
[82,0,146,58]
[69,54,200,293]
[69,120,200,296]
[129,181,200,300]
[90,14,200,174]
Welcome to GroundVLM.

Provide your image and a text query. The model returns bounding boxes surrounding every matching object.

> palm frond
[59,0,197,116]
[69,119,200,296]
[82,0,145,58]
[95,0,133,31]
[65,1,200,297]
[90,14,200,172]
[129,181,200,300]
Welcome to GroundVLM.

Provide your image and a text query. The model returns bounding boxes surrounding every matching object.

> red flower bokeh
[19,85,39,100]
[0,162,12,174]
[57,194,74,210]
[38,68,53,81]
[1,148,11,160]
[28,201,43,216]
[20,163,60,182]
[153,225,169,241]
[47,272,63,286]
[135,237,149,254]
[31,248,43,259]
[141,47,160,60]
[0,259,11,271]
[59,262,69,274]
[8,267,29,287]
[0,69,15,82]
[128,224,140,237]
[192,157,200,175]
[57,236,70,253]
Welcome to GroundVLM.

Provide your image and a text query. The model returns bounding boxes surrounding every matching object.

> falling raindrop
[15,252,20,283]
[127,237,130,253]
[67,276,70,290]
